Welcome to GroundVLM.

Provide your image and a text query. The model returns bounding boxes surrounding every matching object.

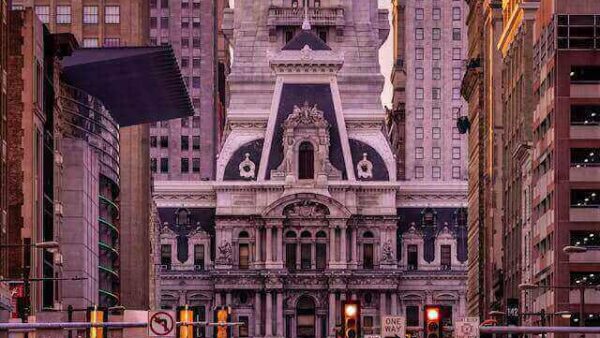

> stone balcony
[266,6,345,28]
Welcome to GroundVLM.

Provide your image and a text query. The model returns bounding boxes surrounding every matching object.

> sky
[228,0,395,109]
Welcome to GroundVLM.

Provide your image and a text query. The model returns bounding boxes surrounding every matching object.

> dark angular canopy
[282,30,331,51]
[61,46,193,127]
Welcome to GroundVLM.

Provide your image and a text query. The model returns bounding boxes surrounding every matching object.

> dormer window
[422,208,436,227]
[298,142,315,179]
[176,208,190,225]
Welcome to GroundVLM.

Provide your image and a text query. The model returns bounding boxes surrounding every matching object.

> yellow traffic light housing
[342,301,360,338]
[87,306,106,338]
[425,306,441,338]
[178,306,194,338]
[215,305,232,338]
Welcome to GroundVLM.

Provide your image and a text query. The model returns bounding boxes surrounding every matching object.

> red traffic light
[426,307,440,321]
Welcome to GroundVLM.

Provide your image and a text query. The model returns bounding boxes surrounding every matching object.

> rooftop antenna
[302,0,311,30]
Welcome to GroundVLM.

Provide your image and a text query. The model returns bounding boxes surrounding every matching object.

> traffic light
[425,306,441,338]
[178,306,194,338]
[214,305,231,338]
[342,301,360,338]
[87,306,106,338]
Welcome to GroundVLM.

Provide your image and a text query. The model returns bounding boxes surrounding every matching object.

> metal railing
[267,6,344,27]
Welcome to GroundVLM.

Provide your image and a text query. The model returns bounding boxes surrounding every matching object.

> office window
[363,243,374,269]
[150,158,157,173]
[416,127,424,139]
[160,158,169,173]
[407,245,418,269]
[433,67,441,80]
[415,166,424,179]
[432,147,441,159]
[161,245,172,267]
[452,147,461,159]
[192,77,201,88]
[35,6,50,23]
[441,245,452,269]
[452,48,462,60]
[432,107,441,120]
[83,6,98,24]
[452,107,461,119]
[416,48,424,60]
[56,5,71,24]
[301,243,312,270]
[239,243,250,270]
[181,158,189,173]
[416,147,424,159]
[192,136,201,150]
[432,166,441,179]
[181,136,189,150]
[192,158,200,173]
[160,136,169,148]
[432,88,441,100]
[407,306,419,326]
[82,38,99,48]
[453,7,461,21]
[150,17,157,28]
[181,38,189,48]
[193,58,201,68]
[161,17,169,28]
[150,136,157,148]
[161,0,169,7]
[415,67,424,80]
[432,28,441,40]
[192,17,201,28]
[453,127,461,140]
[433,48,441,60]
[193,38,201,48]
[453,67,463,80]
[432,127,441,139]
[192,116,200,128]
[415,28,424,40]
[453,28,462,41]
[432,7,441,20]
[181,17,189,28]
[194,244,205,269]
[415,107,424,120]
[453,87,461,100]
[363,316,374,334]
[181,58,189,68]
[104,38,120,47]
[452,166,461,179]
[181,117,189,128]
[415,88,424,99]
[105,6,120,24]
[150,0,157,8]
[415,8,424,20]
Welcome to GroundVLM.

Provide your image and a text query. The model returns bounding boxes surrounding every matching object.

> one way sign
[381,316,406,338]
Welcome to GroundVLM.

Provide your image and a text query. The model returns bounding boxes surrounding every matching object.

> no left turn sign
[148,310,176,337]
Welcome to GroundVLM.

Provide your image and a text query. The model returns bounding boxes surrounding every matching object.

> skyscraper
[148,0,229,181]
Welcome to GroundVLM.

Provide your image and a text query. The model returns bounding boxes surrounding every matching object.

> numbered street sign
[148,310,176,337]
[381,316,406,338]
[455,317,479,338]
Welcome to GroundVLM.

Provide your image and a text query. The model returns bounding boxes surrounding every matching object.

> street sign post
[148,310,176,337]
[455,317,479,338]
[381,316,406,338]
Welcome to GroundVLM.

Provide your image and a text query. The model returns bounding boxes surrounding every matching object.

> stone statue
[357,153,374,179]
[238,153,256,179]
[217,240,233,264]
[381,240,394,263]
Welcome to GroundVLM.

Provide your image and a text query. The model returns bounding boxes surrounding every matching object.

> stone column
[296,242,301,270]
[226,292,232,306]
[328,292,336,338]
[329,226,336,266]
[315,315,321,338]
[379,293,386,329]
[255,292,262,337]
[340,226,347,266]
[266,226,273,267]
[266,292,273,337]
[391,293,398,315]
[311,243,317,269]
[276,292,284,337]
[214,292,221,306]
[351,227,358,267]
[275,226,283,268]
[255,227,262,264]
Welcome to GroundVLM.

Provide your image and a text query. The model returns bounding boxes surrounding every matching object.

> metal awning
[62,46,193,127]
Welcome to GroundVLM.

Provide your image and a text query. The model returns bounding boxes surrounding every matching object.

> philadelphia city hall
[153,1,468,338]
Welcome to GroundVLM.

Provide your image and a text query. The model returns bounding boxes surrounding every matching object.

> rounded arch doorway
[296,296,316,338]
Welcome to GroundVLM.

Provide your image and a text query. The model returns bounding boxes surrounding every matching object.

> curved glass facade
[60,84,121,307]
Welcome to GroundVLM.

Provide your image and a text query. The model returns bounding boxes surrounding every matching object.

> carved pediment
[283,102,329,129]
[284,200,330,218]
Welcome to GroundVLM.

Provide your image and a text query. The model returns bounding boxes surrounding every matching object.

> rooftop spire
[302,0,311,30]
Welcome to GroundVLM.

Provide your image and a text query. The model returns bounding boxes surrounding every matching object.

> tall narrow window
[194,244,205,269]
[407,245,418,270]
[363,243,374,269]
[104,5,120,24]
[441,245,451,270]
[298,142,314,179]
[239,244,249,270]
[161,245,172,269]
[316,243,327,270]
[286,243,297,270]
[301,243,312,270]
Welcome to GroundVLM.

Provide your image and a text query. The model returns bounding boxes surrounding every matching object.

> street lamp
[563,245,588,254]
[555,311,572,319]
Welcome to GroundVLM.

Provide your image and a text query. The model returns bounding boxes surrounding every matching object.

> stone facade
[155,1,467,338]
[149,0,229,181]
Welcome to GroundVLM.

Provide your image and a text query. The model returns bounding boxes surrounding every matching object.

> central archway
[296,296,316,338]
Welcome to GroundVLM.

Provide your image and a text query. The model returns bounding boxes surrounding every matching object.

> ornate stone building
[154,1,467,338]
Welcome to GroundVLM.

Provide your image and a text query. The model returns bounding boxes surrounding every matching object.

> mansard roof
[282,29,331,51]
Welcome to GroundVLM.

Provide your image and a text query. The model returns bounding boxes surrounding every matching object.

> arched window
[286,231,297,238]
[238,231,249,238]
[298,142,315,179]
[316,231,327,238]
[301,230,312,238]
[176,208,190,225]
[363,231,374,238]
